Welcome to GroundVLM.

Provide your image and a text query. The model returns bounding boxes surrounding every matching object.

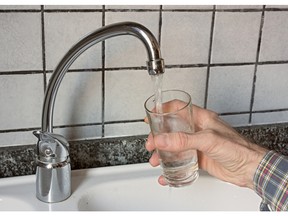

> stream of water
[151,74,164,114]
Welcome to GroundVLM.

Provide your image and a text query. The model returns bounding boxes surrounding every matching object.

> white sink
[0,163,261,211]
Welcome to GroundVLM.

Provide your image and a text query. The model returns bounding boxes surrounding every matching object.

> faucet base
[36,164,71,203]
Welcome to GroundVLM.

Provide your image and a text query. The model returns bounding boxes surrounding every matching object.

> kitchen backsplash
[1,5,288,147]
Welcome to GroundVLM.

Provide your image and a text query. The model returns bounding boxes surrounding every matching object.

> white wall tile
[45,12,103,70]
[252,111,288,125]
[265,5,288,8]
[162,67,207,107]
[161,12,212,65]
[207,65,254,113]
[105,122,149,137]
[0,74,44,130]
[162,5,213,9]
[105,70,154,121]
[44,5,102,9]
[54,125,102,141]
[105,67,206,122]
[0,13,42,71]
[106,5,159,9]
[253,64,288,111]
[259,12,288,62]
[0,5,40,9]
[220,114,250,127]
[105,12,160,68]
[49,72,102,126]
[212,12,261,63]
[0,130,36,147]
[216,5,263,9]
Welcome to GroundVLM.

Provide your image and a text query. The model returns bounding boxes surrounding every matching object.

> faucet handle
[33,131,69,163]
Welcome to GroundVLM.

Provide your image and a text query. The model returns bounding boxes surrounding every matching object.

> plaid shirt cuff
[254,150,288,211]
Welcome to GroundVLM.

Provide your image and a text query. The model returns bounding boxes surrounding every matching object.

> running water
[149,74,199,187]
[151,74,164,113]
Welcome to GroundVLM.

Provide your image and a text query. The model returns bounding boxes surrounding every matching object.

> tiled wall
[1,5,288,147]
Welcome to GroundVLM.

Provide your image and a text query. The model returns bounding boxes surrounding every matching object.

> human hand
[145,103,268,189]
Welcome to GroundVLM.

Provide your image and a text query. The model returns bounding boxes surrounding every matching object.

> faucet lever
[33,130,69,162]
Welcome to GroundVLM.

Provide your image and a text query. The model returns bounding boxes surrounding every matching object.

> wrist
[245,146,268,189]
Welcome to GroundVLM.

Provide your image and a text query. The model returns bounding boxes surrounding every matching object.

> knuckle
[203,129,218,139]
[176,132,189,150]
[206,110,219,122]
[210,111,219,119]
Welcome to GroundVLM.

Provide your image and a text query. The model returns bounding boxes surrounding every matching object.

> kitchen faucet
[33,22,165,203]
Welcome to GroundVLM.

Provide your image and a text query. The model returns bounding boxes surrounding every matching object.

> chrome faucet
[33,22,165,203]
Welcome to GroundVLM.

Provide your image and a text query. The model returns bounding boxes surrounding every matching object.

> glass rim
[144,89,192,115]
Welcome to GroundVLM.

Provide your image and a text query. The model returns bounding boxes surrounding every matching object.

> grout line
[210,62,254,67]
[3,60,288,76]
[0,8,159,13]
[249,5,266,124]
[264,7,288,11]
[0,70,44,75]
[2,6,288,14]
[162,7,288,12]
[105,8,160,12]
[0,122,102,134]
[0,127,41,133]
[258,60,288,65]
[158,5,163,46]
[204,6,216,109]
[44,9,103,13]
[54,122,102,128]
[252,108,288,113]
[219,108,288,116]
[214,8,264,12]
[101,5,106,138]
[166,64,208,68]
[0,120,142,134]
[0,120,141,134]
[104,119,144,124]
[3,107,288,134]
[0,9,41,13]
[219,111,250,116]
[40,5,47,93]
[102,66,147,71]
[53,68,102,73]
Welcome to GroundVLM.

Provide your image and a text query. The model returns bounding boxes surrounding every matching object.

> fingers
[145,101,219,132]
[158,175,168,186]
[145,133,160,167]
[149,151,160,167]
[161,99,186,113]
[153,132,193,152]
[153,130,219,154]
[149,99,186,114]
[145,133,155,152]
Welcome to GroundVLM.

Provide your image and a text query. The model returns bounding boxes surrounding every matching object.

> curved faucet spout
[42,22,165,133]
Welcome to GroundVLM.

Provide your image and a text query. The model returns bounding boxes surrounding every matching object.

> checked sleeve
[253,150,288,211]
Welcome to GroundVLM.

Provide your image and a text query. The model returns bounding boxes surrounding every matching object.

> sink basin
[0,163,261,211]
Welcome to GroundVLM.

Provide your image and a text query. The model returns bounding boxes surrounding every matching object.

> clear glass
[144,89,199,187]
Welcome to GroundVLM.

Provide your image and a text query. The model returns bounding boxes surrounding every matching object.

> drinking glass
[144,89,199,187]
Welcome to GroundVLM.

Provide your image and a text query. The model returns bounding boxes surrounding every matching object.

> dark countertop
[1,123,288,178]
